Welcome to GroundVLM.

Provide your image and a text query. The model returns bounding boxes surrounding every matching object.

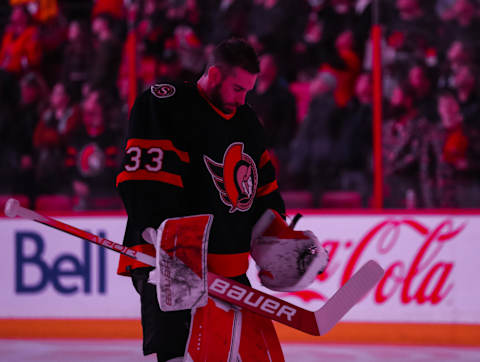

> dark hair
[209,38,260,74]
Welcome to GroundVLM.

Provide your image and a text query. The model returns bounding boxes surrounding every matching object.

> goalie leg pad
[185,298,242,362]
[185,297,285,362]
[239,310,285,362]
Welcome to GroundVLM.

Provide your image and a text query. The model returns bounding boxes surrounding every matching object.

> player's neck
[197,80,236,120]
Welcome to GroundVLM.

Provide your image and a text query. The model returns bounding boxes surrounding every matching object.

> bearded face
[208,66,258,114]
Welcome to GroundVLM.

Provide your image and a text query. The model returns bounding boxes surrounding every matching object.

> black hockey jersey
[117,82,285,277]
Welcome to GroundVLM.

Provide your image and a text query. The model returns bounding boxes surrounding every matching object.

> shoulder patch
[151,84,176,99]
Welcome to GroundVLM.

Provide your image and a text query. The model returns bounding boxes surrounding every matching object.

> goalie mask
[251,209,329,292]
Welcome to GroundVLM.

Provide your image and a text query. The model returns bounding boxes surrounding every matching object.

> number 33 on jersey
[117,138,190,188]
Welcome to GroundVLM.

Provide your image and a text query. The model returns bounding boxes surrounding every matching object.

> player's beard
[210,83,236,115]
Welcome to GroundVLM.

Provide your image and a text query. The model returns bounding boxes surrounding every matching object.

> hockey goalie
[5,195,383,360]
[144,209,329,362]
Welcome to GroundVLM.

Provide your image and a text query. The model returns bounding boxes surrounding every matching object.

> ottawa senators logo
[204,143,258,213]
[151,83,176,98]
[78,143,105,177]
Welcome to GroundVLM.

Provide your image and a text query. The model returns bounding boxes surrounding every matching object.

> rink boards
[1,210,480,345]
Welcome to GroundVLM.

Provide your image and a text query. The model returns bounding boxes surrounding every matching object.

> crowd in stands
[0,0,479,210]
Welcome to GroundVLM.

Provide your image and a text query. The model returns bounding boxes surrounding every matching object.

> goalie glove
[250,209,329,292]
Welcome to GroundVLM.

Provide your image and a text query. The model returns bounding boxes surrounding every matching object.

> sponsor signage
[1,212,479,324]
[0,216,139,318]
[255,213,480,324]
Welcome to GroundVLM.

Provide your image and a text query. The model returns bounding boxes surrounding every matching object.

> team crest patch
[204,143,258,213]
[78,143,105,177]
[151,84,176,98]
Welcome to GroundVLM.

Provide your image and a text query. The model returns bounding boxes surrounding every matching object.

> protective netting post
[372,0,383,209]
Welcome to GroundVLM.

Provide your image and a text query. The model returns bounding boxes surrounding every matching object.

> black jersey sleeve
[250,113,286,222]
[116,86,191,275]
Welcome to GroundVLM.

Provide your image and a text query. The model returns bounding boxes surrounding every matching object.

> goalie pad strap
[117,243,156,276]
[207,252,249,277]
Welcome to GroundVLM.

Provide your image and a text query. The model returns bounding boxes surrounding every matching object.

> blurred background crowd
[1,0,480,211]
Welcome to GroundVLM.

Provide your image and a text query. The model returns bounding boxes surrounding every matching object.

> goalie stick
[4,198,384,336]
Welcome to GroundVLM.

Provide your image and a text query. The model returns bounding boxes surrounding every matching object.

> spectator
[446,40,474,73]
[172,24,204,76]
[33,81,81,194]
[384,0,437,68]
[319,28,362,108]
[134,0,169,58]
[420,91,477,207]
[437,40,474,90]
[199,0,252,46]
[441,0,480,54]
[333,72,373,206]
[407,62,437,122]
[89,13,123,99]
[0,5,42,77]
[164,0,200,27]
[157,45,195,83]
[61,20,92,101]
[292,9,328,81]
[10,0,60,24]
[66,89,122,210]
[125,0,204,89]
[318,0,361,47]
[247,53,297,188]
[288,71,338,204]
[11,72,48,203]
[37,3,68,86]
[1,0,479,210]
[452,64,480,128]
[248,0,306,74]
[382,82,429,208]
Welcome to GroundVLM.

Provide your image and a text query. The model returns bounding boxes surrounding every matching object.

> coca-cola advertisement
[249,212,479,324]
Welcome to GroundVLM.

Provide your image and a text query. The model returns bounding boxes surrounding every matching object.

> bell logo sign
[15,231,107,295]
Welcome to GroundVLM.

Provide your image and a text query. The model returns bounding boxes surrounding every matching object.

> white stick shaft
[4,198,155,265]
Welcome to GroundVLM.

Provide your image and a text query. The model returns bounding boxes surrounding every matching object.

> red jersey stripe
[126,138,190,163]
[116,170,184,187]
[259,150,271,168]
[256,180,278,197]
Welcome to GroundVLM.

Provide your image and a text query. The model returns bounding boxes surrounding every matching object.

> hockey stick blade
[314,260,384,335]
[4,198,384,336]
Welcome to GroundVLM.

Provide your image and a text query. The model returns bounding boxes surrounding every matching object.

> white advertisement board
[1,212,479,324]
[0,216,139,318]
[260,213,480,324]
